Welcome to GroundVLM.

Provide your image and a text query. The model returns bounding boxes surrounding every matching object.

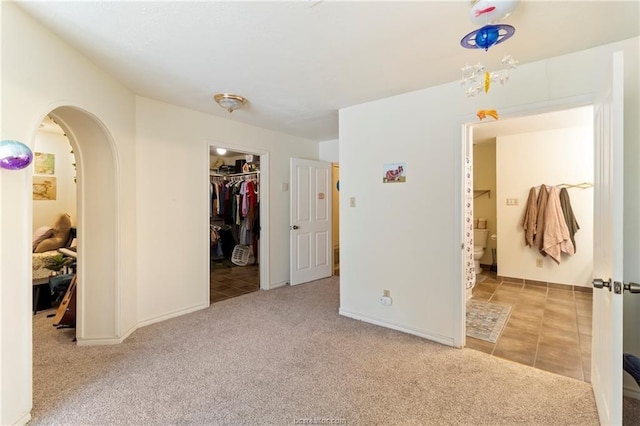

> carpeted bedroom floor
[30,277,616,425]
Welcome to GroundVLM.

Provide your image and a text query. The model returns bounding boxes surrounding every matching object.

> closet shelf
[474,189,491,199]
[210,170,260,177]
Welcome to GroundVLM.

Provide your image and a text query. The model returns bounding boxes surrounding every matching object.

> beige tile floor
[210,261,260,303]
[467,272,593,382]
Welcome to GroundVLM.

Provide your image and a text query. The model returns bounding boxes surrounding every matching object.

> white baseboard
[76,336,126,346]
[76,304,208,346]
[338,308,456,347]
[137,303,209,329]
[76,325,137,346]
[12,411,31,425]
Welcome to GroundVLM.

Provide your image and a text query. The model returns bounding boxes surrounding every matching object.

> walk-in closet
[210,148,260,303]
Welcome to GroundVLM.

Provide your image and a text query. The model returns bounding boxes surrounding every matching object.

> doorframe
[457,94,595,347]
[205,141,270,293]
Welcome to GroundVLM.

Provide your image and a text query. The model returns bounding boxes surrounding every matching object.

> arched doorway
[37,106,120,341]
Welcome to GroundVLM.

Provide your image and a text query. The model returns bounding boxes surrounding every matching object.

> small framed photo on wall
[383,162,406,183]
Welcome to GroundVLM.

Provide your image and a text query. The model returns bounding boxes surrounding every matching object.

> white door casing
[591,50,624,426]
[290,158,332,286]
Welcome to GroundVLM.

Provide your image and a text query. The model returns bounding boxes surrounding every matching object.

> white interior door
[591,50,624,426]
[290,158,332,286]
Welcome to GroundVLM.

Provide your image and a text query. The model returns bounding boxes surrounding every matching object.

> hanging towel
[522,187,538,247]
[533,185,549,255]
[542,186,575,264]
[559,187,580,252]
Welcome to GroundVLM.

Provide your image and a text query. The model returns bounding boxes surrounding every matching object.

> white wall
[135,97,318,325]
[319,139,339,163]
[339,37,639,350]
[0,3,137,424]
[496,126,593,287]
[473,140,496,266]
[32,130,77,231]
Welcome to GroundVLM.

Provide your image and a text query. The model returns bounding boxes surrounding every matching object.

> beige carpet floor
[32,277,604,425]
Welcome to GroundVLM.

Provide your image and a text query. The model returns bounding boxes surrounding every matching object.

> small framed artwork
[34,152,55,175]
[383,162,406,183]
[33,176,57,200]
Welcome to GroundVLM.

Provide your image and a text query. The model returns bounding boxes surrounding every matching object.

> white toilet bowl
[473,246,485,274]
[473,228,489,276]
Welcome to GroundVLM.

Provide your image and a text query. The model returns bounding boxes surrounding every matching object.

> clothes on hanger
[210,173,260,263]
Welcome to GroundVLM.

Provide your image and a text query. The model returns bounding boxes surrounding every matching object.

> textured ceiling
[16,1,640,142]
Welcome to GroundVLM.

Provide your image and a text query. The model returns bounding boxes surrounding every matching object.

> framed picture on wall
[34,152,55,175]
[383,162,406,183]
[33,176,57,200]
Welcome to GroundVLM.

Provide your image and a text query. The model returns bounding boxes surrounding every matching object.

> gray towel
[559,187,580,252]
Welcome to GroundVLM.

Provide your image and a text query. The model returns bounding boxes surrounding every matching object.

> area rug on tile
[466,299,511,343]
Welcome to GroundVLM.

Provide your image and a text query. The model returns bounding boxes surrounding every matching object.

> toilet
[473,228,489,275]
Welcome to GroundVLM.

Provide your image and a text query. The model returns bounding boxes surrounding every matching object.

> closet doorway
[464,105,595,383]
[209,146,265,304]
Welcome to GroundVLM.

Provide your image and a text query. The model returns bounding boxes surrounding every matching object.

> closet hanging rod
[210,174,259,183]
[210,170,259,177]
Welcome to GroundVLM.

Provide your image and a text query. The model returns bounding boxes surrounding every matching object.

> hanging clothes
[541,186,575,264]
[522,187,538,247]
[533,184,549,255]
[559,187,580,252]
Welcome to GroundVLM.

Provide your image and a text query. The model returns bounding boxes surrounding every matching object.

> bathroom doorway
[464,105,595,382]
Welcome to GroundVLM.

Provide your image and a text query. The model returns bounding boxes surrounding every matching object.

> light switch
[506,198,519,206]
[281,183,289,191]
[349,197,356,208]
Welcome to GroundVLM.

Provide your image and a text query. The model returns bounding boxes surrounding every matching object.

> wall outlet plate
[379,296,392,306]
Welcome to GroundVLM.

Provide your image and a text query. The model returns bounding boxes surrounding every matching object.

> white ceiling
[17,1,639,142]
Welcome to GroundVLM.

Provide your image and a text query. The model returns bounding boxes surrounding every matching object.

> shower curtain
[465,156,475,289]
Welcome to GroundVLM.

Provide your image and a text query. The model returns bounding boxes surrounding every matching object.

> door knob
[624,282,640,294]
[593,278,612,291]
[291,225,299,230]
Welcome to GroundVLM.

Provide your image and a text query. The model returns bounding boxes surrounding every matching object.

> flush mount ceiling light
[214,93,247,113]
[216,147,227,155]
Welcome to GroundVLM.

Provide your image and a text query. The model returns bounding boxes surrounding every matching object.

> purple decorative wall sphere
[0,140,34,170]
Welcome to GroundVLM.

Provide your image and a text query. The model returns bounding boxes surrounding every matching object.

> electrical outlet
[379,296,392,306]
[349,197,356,208]
[536,259,543,268]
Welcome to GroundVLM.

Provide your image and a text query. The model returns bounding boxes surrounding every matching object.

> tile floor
[210,260,260,303]
[466,271,593,382]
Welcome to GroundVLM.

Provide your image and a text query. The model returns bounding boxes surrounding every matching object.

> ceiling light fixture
[214,93,247,113]
[216,148,227,155]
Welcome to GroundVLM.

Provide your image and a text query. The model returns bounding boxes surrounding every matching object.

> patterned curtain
[465,156,475,289]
